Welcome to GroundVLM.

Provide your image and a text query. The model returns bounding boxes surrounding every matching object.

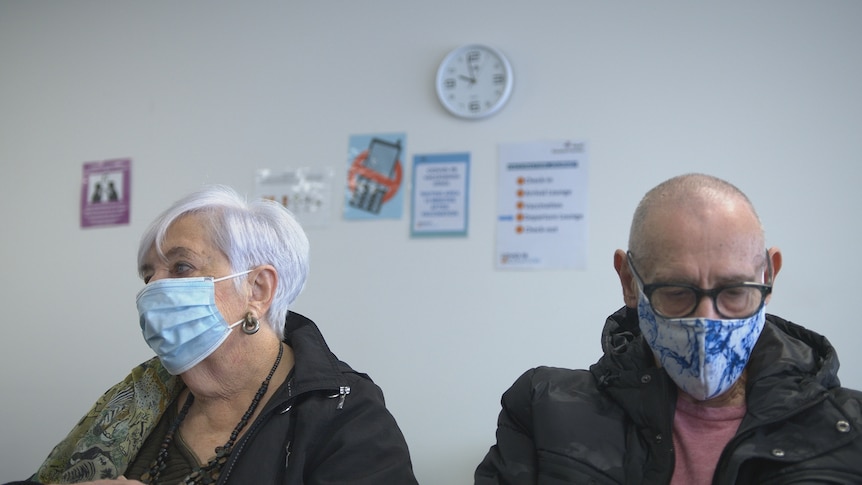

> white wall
[1,2,861,484]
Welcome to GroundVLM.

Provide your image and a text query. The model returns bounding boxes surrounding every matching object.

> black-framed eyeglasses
[627,251,773,319]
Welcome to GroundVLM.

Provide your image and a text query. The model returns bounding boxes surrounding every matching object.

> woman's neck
[180,338,294,432]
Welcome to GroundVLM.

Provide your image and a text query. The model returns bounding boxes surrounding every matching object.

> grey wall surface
[1,2,861,484]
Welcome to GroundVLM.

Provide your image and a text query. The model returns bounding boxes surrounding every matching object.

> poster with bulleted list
[496,141,588,270]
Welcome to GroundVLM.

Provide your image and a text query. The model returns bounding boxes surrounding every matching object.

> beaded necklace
[141,343,284,485]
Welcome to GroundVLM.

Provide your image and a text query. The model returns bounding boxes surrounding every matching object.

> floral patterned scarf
[32,357,182,483]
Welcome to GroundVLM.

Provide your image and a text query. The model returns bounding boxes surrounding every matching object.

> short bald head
[628,173,766,274]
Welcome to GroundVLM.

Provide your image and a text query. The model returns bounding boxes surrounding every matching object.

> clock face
[436,44,513,119]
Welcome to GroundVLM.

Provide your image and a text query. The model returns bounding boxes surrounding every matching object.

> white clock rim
[435,44,514,119]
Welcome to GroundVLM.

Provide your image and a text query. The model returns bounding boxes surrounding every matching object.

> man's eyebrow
[652,271,760,286]
[713,274,762,285]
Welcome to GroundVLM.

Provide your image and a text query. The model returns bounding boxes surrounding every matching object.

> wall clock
[435,44,513,119]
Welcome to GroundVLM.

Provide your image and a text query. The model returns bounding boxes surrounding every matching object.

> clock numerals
[436,44,513,119]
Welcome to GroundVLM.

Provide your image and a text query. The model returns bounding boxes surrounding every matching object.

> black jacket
[7,312,418,485]
[475,307,862,484]
[223,311,418,484]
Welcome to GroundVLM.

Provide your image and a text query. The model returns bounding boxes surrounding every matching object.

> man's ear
[765,247,782,305]
[614,249,638,308]
[248,265,278,317]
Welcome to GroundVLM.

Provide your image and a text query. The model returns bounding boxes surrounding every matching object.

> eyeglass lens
[650,286,764,318]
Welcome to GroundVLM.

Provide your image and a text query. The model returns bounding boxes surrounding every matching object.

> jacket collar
[593,307,843,414]
[279,311,353,399]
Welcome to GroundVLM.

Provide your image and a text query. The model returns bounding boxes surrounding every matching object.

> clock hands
[457,55,480,86]
[466,56,478,84]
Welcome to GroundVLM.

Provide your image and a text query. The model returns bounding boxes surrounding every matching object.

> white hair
[137,185,309,339]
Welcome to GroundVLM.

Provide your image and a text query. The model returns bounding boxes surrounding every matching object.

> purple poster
[80,158,131,228]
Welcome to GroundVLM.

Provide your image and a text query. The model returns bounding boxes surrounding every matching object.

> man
[475,173,862,484]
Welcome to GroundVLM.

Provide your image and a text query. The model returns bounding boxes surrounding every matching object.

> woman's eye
[171,262,194,276]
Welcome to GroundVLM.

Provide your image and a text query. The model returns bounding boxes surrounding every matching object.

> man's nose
[692,294,721,319]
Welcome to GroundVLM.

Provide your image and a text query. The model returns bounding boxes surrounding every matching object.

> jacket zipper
[329,386,351,409]
[217,384,351,483]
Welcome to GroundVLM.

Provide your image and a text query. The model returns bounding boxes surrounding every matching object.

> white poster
[496,140,588,270]
[255,167,334,227]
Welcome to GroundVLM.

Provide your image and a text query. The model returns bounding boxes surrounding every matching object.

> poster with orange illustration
[344,133,406,220]
[496,140,588,270]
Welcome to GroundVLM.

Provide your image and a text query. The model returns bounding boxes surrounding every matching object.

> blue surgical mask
[637,290,766,401]
[136,270,252,375]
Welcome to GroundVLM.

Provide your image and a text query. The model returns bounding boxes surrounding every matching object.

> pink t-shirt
[671,395,746,485]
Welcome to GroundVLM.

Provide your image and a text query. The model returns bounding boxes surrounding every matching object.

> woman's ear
[614,249,638,308]
[248,265,278,316]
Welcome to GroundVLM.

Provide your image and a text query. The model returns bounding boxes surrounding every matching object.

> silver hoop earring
[242,312,260,335]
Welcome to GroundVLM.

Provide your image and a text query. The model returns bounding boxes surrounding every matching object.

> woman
[8,185,418,484]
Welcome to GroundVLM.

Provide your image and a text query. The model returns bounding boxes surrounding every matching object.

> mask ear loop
[242,312,261,335]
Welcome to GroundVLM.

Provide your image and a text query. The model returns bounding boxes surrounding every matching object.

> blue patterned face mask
[136,270,252,375]
[637,290,766,401]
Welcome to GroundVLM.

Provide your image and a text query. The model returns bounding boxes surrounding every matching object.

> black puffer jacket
[475,307,862,484]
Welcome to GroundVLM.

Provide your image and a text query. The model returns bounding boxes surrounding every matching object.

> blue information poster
[411,152,470,237]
